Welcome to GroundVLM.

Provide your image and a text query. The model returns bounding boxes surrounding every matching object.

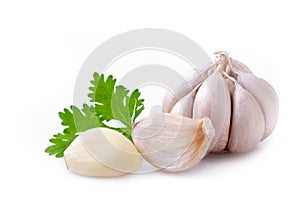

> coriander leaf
[45,133,77,158]
[67,104,100,132]
[111,85,131,128]
[88,73,116,121]
[89,73,144,129]
[129,89,145,122]
[45,104,100,158]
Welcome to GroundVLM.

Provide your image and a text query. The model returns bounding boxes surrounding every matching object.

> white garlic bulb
[64,128,141,177]
[163,51,279,153]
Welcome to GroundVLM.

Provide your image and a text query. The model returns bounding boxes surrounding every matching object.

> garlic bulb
[132,113,215,172]
[64,128,141,177]
[163,51,279,153]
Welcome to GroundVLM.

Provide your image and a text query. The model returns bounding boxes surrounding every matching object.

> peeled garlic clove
[234,71,279,140]
[171,85,200,118]
[193,71,231,153]
[162,65,215,112]
[132,113,215,172]
[64,128,141,177]
[227,84,265,153]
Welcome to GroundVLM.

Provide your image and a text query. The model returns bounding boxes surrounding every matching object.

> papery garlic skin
[64,128,141,177]
[132,113,215,172]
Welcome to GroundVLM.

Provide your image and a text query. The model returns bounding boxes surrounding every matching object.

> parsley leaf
[45,73,145,158]
[129,89,145,122]
[88,73,116,121]
[89,72,144,132]
[45,104,100,158]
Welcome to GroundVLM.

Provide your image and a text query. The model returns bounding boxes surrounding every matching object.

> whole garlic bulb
[132,114,215,172]
[163,51,279,153]
[64,128,141,177]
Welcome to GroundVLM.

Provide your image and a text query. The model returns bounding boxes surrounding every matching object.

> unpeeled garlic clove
[225,78,235,95]
[234,71,279,140]
[162,65,215,113]
[64,128,141,177]
[171,85,200,118]
[227,84,265,153]
[230,58,253,74]
[193,71,231,153]
[132,113,215,172]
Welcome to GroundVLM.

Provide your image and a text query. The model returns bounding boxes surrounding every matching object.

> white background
[0,1,299,200]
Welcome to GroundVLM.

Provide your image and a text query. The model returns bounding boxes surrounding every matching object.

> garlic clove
[171,84,200,118]
[234,71,279,140]
[230,58,253,74]
[132,113,215,172]
[193,71,231,153]
[227,84,265,153]
[64,128,141,177]
[162,65,215,113]
[64,137,125,177]
[225,78,235,95]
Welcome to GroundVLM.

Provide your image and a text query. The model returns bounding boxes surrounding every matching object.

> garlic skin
[64,128,141,177]
[132,113,215,172]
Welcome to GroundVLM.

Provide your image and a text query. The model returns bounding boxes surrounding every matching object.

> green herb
[89,73,144,136]
[45,73,144,158]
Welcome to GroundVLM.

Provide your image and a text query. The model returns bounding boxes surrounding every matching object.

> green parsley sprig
[45,73,144,158]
